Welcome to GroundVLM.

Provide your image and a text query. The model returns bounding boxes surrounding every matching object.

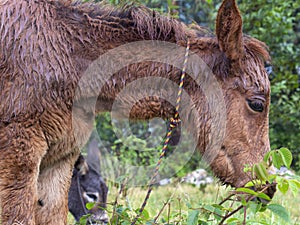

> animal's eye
[247,99,264,112]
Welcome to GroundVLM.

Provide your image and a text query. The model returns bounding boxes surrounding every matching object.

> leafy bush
[76,148,300,224]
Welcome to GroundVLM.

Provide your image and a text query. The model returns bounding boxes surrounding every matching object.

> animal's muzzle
[88,212,109,225]
[250,182,277,204]
[88,220,108,225]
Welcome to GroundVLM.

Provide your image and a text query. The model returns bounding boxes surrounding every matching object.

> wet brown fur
[0,0,271,224]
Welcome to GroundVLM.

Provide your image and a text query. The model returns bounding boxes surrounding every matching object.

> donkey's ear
[75,154,89,176]
[216,0,244,61]
[87,138,101,173]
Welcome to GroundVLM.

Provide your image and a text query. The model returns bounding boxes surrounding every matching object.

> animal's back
[0,0,76,123]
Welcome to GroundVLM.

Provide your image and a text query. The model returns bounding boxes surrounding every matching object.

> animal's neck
[65,3,198,119]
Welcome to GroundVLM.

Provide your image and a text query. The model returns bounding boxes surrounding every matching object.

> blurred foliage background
[85,0,300,174]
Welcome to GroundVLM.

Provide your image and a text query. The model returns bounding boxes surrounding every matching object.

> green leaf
[146,222,155,225]
[141,209,150,220]
[267,174,277,184]
[209,205,223,220]
[253,163,268,182]
[185,201,192,208]
[290,179,300,188]
[263,151,272,163]
[257,193,271,201]
[258,204,268,212]
[203,205,215,213]
[248,201,262,214]
[197,220,208,225]
[221,206,234,212]
[288,180,300,197]
[277,178,289,194]
[236,187,258,196]
[121,221,131,225]
[267,204,290,223]
[225,217,240,224]
[211,204,224,210]
[271,151,284,169]
[187,210,199,225]
[278,148,293,169]
[79,214,91,225]
[86,202,95,210]
[79,217,87,225]
[243,164,252,173]
[240,197,247,206]
[245,180,264,187]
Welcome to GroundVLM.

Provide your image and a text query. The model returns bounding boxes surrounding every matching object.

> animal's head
[203,0,271,188]
[68,140,108,224]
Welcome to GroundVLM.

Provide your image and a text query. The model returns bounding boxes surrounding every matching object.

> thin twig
[219,205,244,225]
[153,201,169,223]
[153,180,184,223]
[218,193,235,205]
[112,178,128,222]
[191,207,223,218]
[224,197,237,219]
[167,202,171,224]
[243,206,247,225]
[215,186,220,203]
[178,197,182,222]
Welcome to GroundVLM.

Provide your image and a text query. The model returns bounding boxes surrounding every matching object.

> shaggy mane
[62,1,271,77]
[60,1,192,42]
[76,2,269,56]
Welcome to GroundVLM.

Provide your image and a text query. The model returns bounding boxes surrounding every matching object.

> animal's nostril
[83,192,99,202]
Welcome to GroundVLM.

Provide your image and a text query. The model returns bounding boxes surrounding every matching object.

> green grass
[68,182,300,224]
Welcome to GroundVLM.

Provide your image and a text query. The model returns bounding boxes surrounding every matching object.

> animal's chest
[39,107,94,170]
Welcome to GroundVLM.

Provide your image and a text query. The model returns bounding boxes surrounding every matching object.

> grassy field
[68,182,300,224]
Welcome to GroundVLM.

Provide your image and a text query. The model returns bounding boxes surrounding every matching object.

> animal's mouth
[88,219,108,225]
[214,158,277,204]
[87,212,109,225]
[250,182,277,203]
[217,169,277,202]
[89,222,107,225]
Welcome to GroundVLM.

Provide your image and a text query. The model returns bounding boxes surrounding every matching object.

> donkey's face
[208,0,271,187]
[69,154,108,224]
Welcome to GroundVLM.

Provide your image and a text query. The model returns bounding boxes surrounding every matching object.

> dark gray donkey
[68,138,109,224]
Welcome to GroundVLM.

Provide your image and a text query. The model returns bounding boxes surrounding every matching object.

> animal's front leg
[0,124,47,225]
[36,149,79,225]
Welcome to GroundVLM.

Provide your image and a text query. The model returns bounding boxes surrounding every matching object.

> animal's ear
[87,138,101,173]
[75,154,89,176]
[216,0,244,61]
